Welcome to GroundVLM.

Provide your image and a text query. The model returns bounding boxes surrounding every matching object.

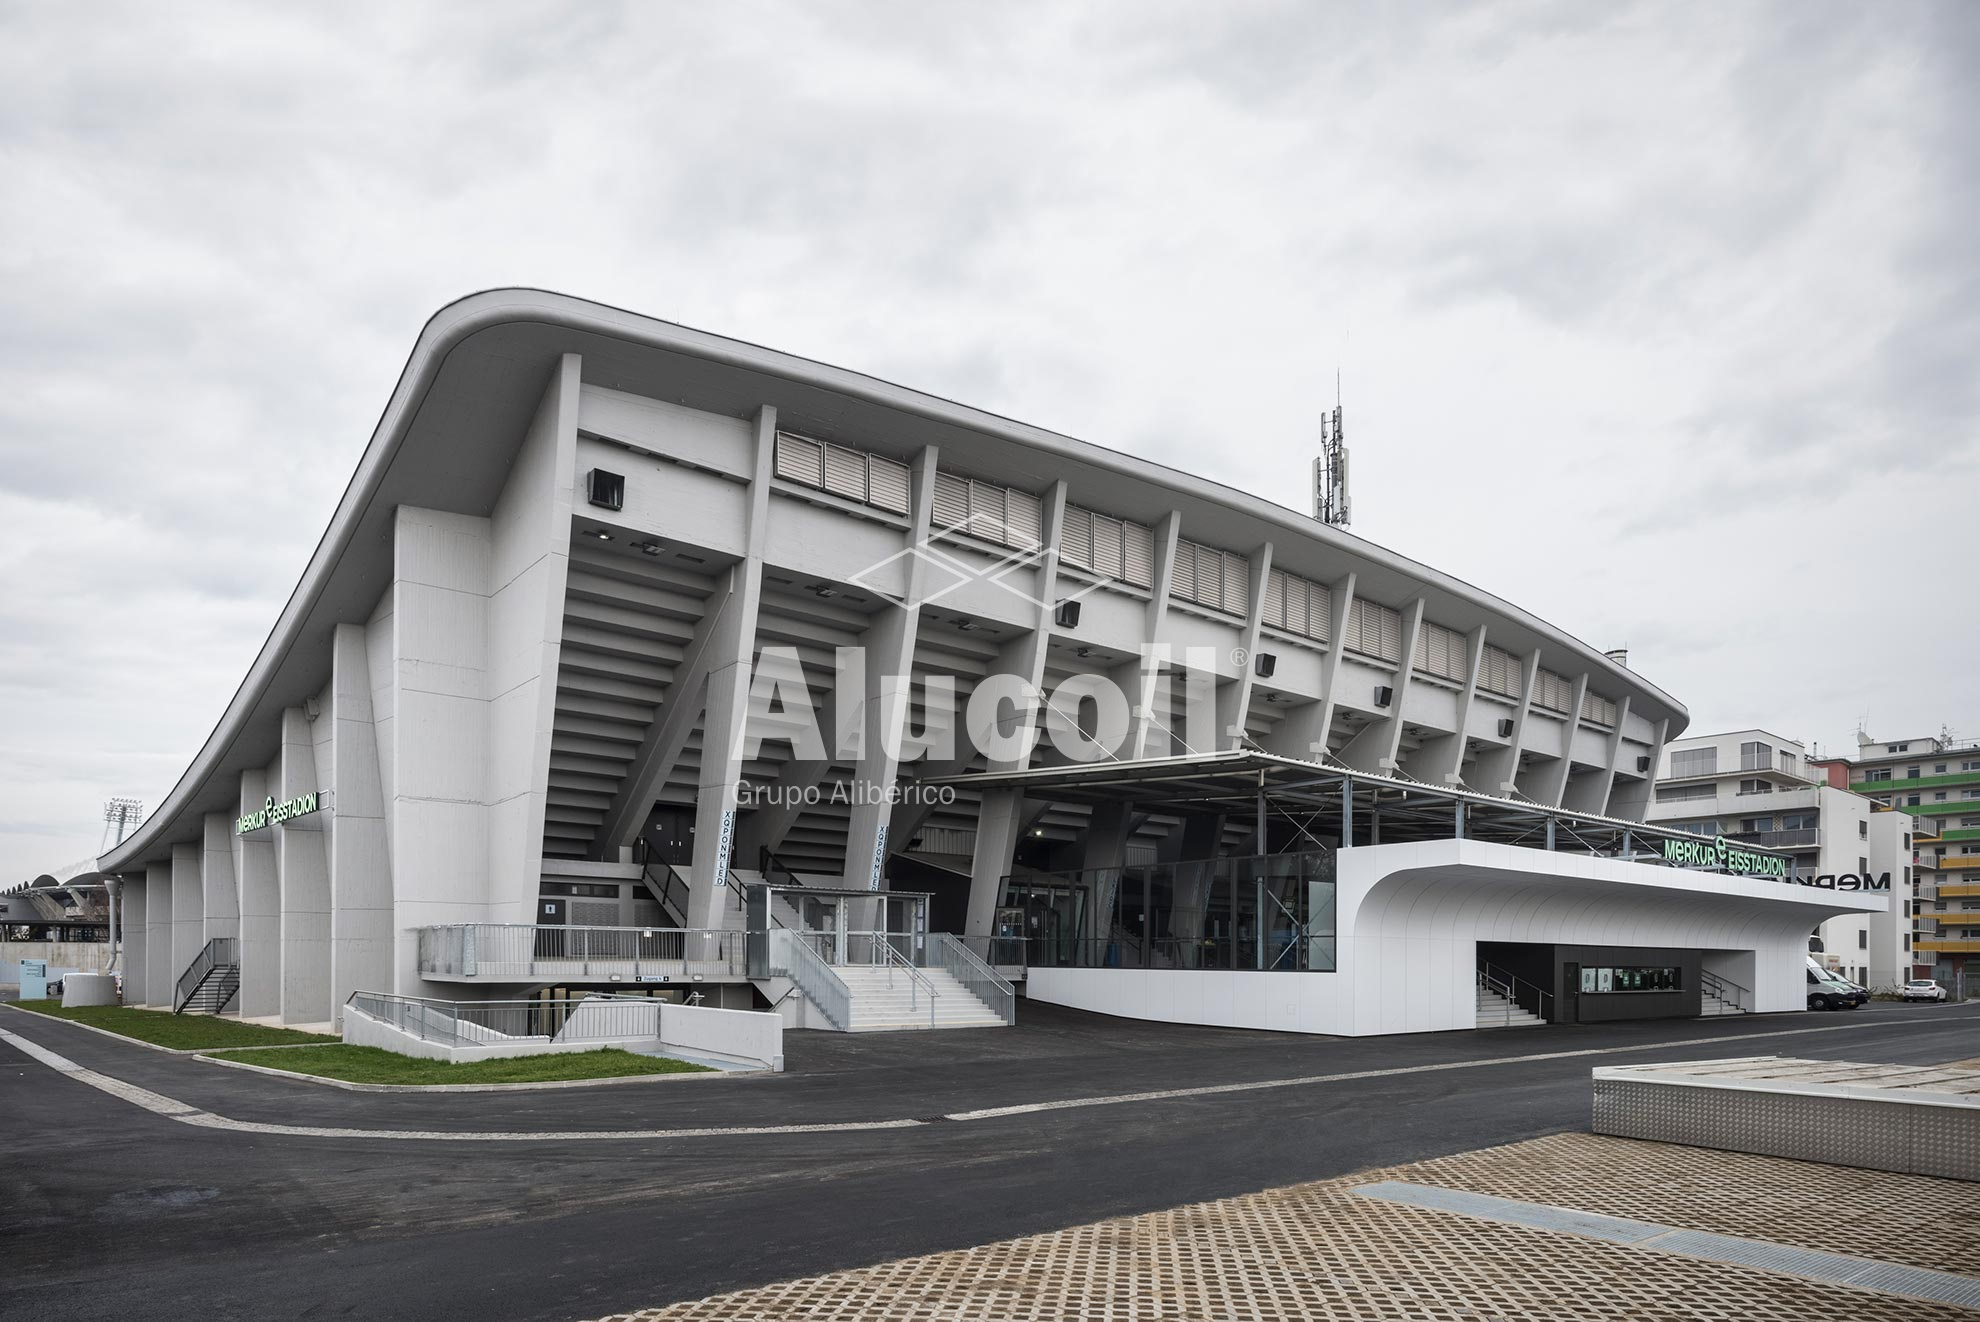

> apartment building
[1650,729,1910,988]
[1813,731,1980,990]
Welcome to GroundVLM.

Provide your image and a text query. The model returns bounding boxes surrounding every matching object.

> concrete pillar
[202,813,239,944]
[331,622,394,1011]
[1402,624,1487,787]
[841,447,938,891]
[1216,542,1274,751]
[1472,648,1541,796]
[1538,672,1590,808]
[278,707,331,1024]
[121,880,146,1005]
[143,860,173,1008]
[237,767,281,1017]
[170,841,204,990]
[687,406,773,930]
[965,788,1027,938]
[1565,693,1630,815]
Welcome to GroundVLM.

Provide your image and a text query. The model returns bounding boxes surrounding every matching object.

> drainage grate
[1356,1181,1980,1311]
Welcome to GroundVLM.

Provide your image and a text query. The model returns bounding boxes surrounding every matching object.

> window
[1780,750,1796,773]
[1965,789,1980,800]
[1859,930,1868,949]
[1738,779,1774,795]
[1907,766,1921,778]
[1867,769,1892,782]
[1859,820,1868,838]
[1909,795,1922,806]
[1580,966,1683,993]
[1963,817,1980,827]
[1739,817,1772,834]
[1937,764,1949,774]
[1740,740,1773,771]
[1964,760,1980,772]
[1655,783,1716,803]
[1888,742,1910,752]
[1783,812,1818,831]
[1859,856,1869,873]
[1937,792,1949,802]
[1670,747,1717,778]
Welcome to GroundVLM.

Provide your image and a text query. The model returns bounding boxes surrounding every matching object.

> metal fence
[931,933,1016,1025]
[345,991,659,1047]
[415,924,746,981]
[763,928,851,1030]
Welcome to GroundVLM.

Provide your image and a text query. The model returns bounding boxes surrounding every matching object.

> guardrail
[1699,968,1751,1012]
[932,933,1015,1025]
[414,925,747,981]
[764,927,851,1030]
[345,991,658,1047]
[1478,962,1553,1024]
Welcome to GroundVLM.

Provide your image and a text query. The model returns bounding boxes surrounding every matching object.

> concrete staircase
[837,965,1007,1032]
[1475,985,1546,1029]
[1699,988,1747,1017]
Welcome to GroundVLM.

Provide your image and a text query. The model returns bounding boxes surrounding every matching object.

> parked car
[1902,978,1949,1003]
[1807,966,1862,1011]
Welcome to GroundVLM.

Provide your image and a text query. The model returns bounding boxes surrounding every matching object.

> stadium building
[86,290,1881,1036]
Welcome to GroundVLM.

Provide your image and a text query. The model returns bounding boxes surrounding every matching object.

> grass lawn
[7,1000,338,1050]
[202,1043,715,1085]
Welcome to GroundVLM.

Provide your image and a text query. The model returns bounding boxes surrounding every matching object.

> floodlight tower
[1312,404,1350,529]
[101,797,143,852]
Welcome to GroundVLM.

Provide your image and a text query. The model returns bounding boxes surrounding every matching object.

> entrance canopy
[933,750,1794,881]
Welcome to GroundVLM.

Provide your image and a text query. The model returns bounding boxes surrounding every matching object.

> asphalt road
[2,999,1975,1322]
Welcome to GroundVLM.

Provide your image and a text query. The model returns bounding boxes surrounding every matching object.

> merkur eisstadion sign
[236,791,322,836]
[1661,833,1890,891]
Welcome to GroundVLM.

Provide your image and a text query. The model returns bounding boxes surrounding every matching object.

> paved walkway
[589,1132,1980,1321]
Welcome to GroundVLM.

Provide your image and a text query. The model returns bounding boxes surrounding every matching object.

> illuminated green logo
[1660,833,1787,878]
[236,791,320,835]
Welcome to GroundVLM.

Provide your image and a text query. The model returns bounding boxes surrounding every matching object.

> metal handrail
[872,939,940,1027]
[345,991,659,1047]
[1478,962,1553,1024]
[174,936,239,1013]
[932,933,1015,1025]
[765,927,851,1030]
[1699,968,1751,1011]
[414,924,746,980]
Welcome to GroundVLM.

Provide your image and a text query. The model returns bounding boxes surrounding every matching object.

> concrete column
[1538,672,1590,808]
[1403,624,1487,787]
[842,446,939,890]
[143,860,173,1008]
[237,767,281,1017]
[201,813,239,943]
[1264,572,1357,762]
[1566,694,1632,815]
[170,841,204,989]
[1335,597,1424,774]
[121,880,146,1005]
[1127,512,1181,760]
[1608,715,1669,821]
[278,707,331,1024]
[330,622,394,1010]
[1473,648,1541,796]
[1216,542,1274,751]
[965,787,1027,937]
[687,406,773,930]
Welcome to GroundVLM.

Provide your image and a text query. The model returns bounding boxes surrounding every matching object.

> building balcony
[1924,911,1980,927]
[1722,828,1820,850]
[414,924,749,984]
[1914,937,1980,954]
[1939,857,1980,871]
[1934,883,1980,900]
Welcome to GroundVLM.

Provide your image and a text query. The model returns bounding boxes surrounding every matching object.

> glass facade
[1002,849,1337,972]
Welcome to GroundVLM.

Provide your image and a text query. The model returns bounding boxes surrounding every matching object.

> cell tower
[1312,403,1350,528]
[100,796,143,853]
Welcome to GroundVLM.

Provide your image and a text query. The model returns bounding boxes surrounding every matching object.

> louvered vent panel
[1122,520,1154,587]
[932,473,970,529]
[1263,569,1289,629]
[1005,489,1042,549]
[1094,514,1127,578]
[774,432,825,487]
[1222,554,1250,615]
[1059,507,1095,570]
[1481,645,1521,698]
[822,445,867,501]
[867,456,910,514]
[1170,541,1198,602]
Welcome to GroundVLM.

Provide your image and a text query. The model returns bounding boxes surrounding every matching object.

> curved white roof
[101,289,1686,871]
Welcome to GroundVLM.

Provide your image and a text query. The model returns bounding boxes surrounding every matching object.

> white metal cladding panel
[932,472,970,529]
[1005,488,1042,549]
[1122,519,1154,587]
[773,432,825,487]
[822,444,868,502]
[866,455,910,514]
[1059,506,1094,569]
[1534,668,1574,713]
[1347,598,1402,662]
[1481,645,1521,698]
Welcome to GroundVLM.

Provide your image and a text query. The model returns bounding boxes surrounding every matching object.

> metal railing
[764,927,851,1030]
[1477,963,1553,1025]
[932,933,1015,1025]
[633,841,691,926]
[174,936,239,1014]
[345,991,659,1047]
[1699,969,1751,1012]
[415,924,746,981]
[872,939,939,1027]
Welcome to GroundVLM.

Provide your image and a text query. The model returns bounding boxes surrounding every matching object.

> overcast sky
[2,0,1975,871]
